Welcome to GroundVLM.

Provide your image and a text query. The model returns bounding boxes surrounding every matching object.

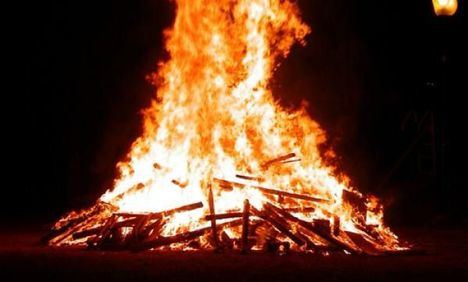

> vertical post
[208,183,219,249]
[333,215,340,237]
[241,199,250,254]
[277,195,284,204]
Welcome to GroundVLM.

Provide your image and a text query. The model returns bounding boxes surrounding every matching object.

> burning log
[129,202,203,245]
[154,202,204,217]
[261,153,296,169]
[72,217,139,240]
[208,184,219,249]
[88,215,118,248]
[255,186,329,203]
[280,158,301,164]
[333,216,341,237]
[116,202,204,226]
[241,199,250,254]
[144,218,165,241]
[72,202,203,248]
[42,201,114,244]
[213,178,329,203]
[204,212,243,221]
[265,203,361,254]
[42,220,82,244]
[134,219,243,251]
[73,226,102,240]
[263,204,317,249]
[48,215,104,246]
[283,206,316,213]
[214,179,234,191]
[113,212,143,218]
[251,206,305,247]
[235,174,264,182]
[114,202,203,222]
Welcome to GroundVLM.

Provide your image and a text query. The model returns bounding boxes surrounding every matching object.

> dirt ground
[1,224,467,282]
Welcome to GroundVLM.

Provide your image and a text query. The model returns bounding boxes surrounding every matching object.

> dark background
[5,1,467,227]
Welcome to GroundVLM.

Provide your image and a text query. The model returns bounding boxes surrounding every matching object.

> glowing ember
[46,0,409,254]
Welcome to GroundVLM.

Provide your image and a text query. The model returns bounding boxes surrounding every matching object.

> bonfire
[44,0,410,255]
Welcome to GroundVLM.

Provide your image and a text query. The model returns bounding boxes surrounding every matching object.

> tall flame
[52,0,405,251]
[103,0,319,215]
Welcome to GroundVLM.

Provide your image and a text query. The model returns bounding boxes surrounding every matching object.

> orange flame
[52,0,406,252]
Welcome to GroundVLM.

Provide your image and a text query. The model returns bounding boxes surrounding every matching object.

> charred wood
[213,178,329,203]
[72,217,139,240]
[280,159,301,164]
[153,202,203,218]
[261,153,296,169]
[333,216,341,237]
[241,199,250,254]
[88,215,118,248]
[208,184,220,249]
[235,174,264,182]
[42,202,113,244]
[283,206,316,213]
[251,206,304,246]
[265,203,360,254]
[134,219,243,251]
[204,212,243,221]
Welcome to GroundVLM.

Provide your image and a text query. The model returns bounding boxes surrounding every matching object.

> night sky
[6,1,467,226]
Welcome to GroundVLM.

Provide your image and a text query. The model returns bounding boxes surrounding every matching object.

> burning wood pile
[44,154,409,255]
[45,0,410,255]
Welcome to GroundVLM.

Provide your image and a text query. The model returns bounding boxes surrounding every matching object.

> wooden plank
[283,207,316,213]
[213,178,329,203]
[235,174,264,182]
[265,202,361,254]
[241,200,250,254]
[261,153,296,169]
[72,217,139,240]
[42,202,113,244]
[134,219,243,251]
[250,206,305,246]
[88,215,118,249]
[204,212,243,221]
[208,184,219,249]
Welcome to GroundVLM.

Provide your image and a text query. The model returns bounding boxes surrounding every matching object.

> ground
[1,223,467,282]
